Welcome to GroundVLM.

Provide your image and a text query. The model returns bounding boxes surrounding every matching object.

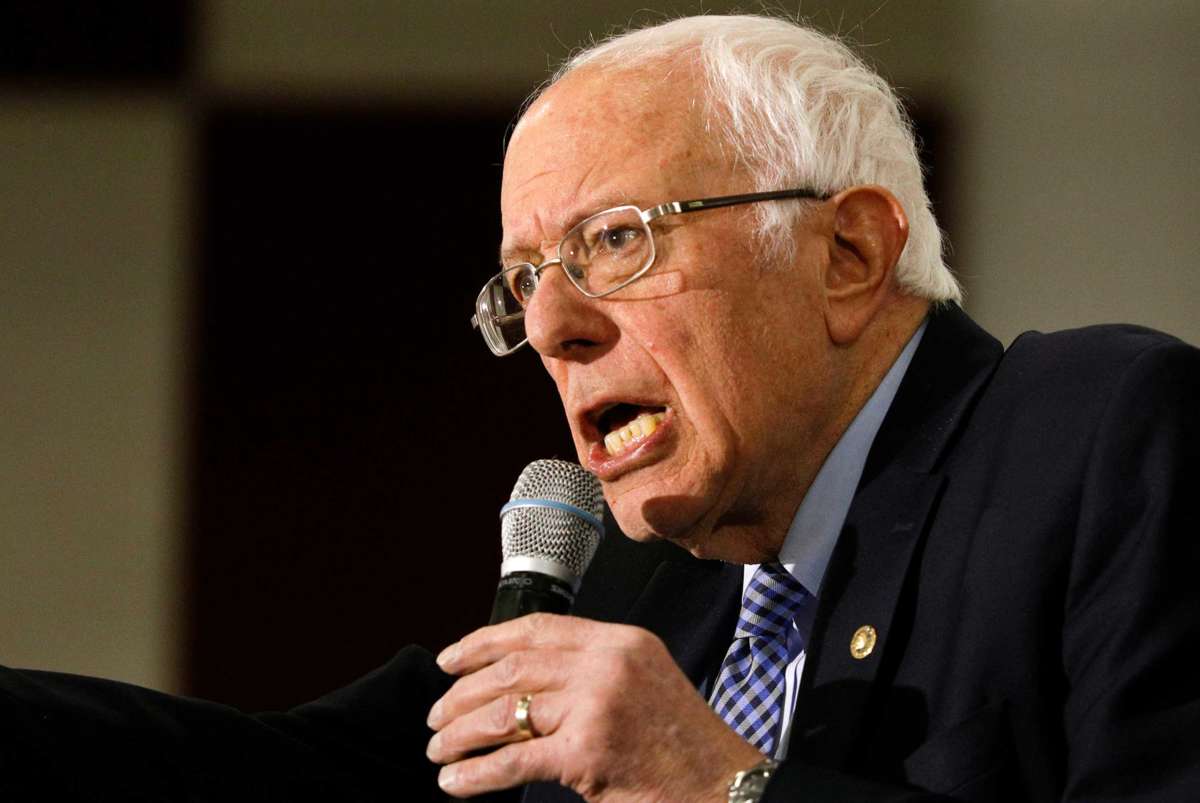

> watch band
[727,757,780,803]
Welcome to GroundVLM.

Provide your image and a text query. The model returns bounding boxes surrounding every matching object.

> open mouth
[595,403,668,457]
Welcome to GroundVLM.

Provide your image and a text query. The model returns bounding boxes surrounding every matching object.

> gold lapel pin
[850,625,877,660]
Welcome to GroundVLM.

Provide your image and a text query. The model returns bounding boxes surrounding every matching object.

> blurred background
[1,1,1197,709]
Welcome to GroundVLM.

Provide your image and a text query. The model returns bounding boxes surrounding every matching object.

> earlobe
[823,185,909,345]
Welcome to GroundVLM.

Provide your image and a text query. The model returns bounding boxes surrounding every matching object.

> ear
[823,185,909,345]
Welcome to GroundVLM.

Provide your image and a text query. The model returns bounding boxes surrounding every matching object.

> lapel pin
[850,625,877,660]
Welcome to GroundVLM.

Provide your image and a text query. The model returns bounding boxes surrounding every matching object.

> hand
[425,613,764,801]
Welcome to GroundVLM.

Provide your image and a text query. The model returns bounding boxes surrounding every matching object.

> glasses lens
[476,265,535,355]
[561,207,652,295]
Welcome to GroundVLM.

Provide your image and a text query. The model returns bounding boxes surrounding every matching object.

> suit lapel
[623,557,741,689]
[789,468,945,766]
[789,305,1003,768]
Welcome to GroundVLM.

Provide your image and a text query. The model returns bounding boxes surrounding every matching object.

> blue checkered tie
[710,562,812,754]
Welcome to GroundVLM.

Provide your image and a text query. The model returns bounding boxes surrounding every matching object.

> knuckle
[435,726,461,756]
[507,743,536,776]
[579,687,614,728]
[521,612,553,639]
[573,714,609,760]
[494,744,524,778]
[600,651,635,685]
[454,758,481,786]
[488,695,518,736]
[494,653,523,689]
[620,624,663,653]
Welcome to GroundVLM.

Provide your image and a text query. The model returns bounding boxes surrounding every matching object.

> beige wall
[3,1,1195,692]
[952,2,1200,345]
[0,97,187,690]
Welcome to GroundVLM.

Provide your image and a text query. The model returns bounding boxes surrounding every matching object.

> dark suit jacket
[3,306,1198,801]
[527,305,1200,802]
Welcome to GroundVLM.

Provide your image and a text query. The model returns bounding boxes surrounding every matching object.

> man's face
[499,66,843,560]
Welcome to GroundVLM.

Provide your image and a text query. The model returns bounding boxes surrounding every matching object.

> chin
[596,442,737,550]
[605,481,716,547]
[611,484,777,564]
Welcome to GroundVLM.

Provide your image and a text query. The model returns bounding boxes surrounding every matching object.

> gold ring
[514,694,534,739]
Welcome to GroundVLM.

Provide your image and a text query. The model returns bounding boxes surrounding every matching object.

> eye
[504,266,538,305]
[598,226,642,253]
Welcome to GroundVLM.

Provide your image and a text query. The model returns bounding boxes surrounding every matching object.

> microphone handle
[489,571,576,624]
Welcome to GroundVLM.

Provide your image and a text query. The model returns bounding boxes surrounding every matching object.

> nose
[524,261,616,359]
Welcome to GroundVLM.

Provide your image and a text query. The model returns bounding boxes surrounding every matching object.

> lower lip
[586,413,674,480]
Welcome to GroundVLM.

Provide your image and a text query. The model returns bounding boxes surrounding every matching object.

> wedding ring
[514,694,535,739]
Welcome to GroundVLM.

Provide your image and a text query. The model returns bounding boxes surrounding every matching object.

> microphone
[489,459,606,624]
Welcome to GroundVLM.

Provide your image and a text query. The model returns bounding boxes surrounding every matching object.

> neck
[687,296,929,565]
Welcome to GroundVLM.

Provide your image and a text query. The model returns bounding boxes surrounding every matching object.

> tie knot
[735,562,811,639]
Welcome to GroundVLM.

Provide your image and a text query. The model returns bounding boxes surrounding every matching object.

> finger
[435,613,573,674]
[428,648,565,730]
[426,690,564,764]
[437,738,555,799]
[437,613,640,674]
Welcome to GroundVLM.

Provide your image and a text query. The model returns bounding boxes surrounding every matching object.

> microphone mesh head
[501,459,605,580]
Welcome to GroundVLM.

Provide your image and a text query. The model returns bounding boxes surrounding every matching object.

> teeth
[603,411,666,456]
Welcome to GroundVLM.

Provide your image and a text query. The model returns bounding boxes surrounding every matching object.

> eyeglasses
[471,188,826,356]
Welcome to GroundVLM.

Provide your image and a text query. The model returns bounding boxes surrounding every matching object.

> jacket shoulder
[987,323,1197,414]
[1003,323,1194,377]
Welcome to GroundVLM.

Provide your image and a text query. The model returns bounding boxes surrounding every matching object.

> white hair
[543,14,962,303]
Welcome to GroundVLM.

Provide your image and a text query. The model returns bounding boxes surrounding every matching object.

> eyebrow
[498,191,638,266]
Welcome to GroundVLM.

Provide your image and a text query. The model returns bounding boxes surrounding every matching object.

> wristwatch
[727,757,780,802]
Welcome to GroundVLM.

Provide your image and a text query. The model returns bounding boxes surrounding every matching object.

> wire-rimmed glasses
[471,188,826,356]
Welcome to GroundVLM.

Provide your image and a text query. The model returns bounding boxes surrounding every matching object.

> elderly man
[1,13,1197,803]
[424,14,1200,803]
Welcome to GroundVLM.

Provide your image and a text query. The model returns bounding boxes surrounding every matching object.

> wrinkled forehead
[500,64,733,247]
[509,61,690,152]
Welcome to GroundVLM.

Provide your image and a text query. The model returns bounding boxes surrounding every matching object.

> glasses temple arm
[642,188,827,222]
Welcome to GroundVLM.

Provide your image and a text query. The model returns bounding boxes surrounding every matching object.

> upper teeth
[603,411,666,456]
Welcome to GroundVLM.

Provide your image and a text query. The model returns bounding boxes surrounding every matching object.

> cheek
[670,294,803,447]
[647,296,749,455]
[657,292,744,383]
[542,359,584,449]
